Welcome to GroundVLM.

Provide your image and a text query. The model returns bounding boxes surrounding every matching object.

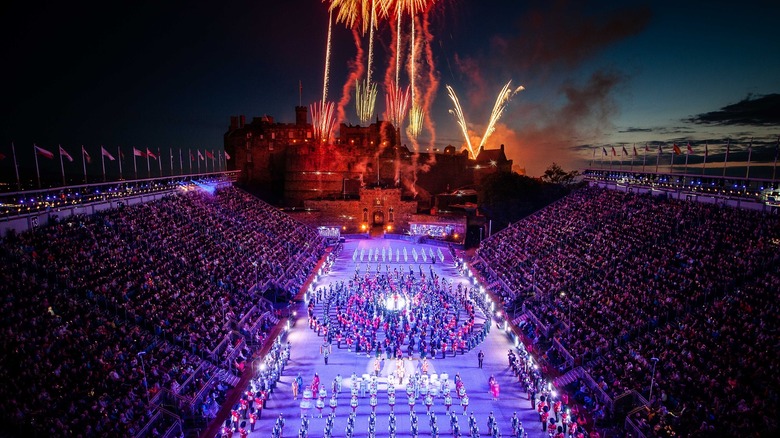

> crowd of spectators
[476,185,780,437]
[0,186,324,436]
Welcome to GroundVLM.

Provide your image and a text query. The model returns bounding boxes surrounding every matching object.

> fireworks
[311,100,337,143]
[328,0,373,34]
[446,84,475,159]
[408,105,424,138]
[478,81,525,150]
[356,78,378,123]
[447,81,525,158]
[386,82,410,127]
[328,0,381,123]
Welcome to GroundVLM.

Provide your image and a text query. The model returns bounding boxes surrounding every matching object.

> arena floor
[246,237,548,437]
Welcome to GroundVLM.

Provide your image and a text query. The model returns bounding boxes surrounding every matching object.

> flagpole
[684,147,689,176]
[670,147,674,174]
[179,148,183,176]
[118,146,124,180]
[745,138,753,180]
[723,139,730,178]
[772,136,779,188]
[133,148,138,180]
[655,145,660,174]
[34,144,42,189]
[212,149,216,172]
[630,144,635,170]
[59,145,66,186]
[102,145,107,182]
[197,150,201,173]
[643,143,647,173]
[146,148,151,178]
[189,148,192,174]
[81,146,87,183]
[12,142,21,190]
[170,148,174,176]
[702,143,708,176]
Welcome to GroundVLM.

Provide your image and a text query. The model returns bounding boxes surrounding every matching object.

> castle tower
[295,106,307,126]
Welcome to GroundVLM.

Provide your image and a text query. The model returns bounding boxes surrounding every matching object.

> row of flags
[601,142,709,157]
[32,145,231,162]
[594,138,779,180]
[5,143,232,189]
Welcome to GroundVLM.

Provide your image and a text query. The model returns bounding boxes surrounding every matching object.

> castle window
[389,207,394,222]
[363,208,368,222]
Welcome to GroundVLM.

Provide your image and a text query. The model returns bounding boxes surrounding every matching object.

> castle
[224,106,512,236]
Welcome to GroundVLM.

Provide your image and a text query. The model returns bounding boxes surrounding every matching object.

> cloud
[687,93,780,126]
[618,127,653,133]
[501,0,652,73]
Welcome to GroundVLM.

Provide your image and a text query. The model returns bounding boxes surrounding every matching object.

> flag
[633,145,638,156]
[146,148,157,159]
[622,146,628,156]
[35,145,54,159]
[672,144,682,155]
[101,146,115,161]
[686,142,693,154]
[82,146,91,163]
[133,147,146,157]
[610,146,616,156]
[59,146,74,162]
[190,151,195,161]
[645,144,650,153]
[198,150,205,160]
[206,151,214,159]
[704,144,709,157]
[602,147,607,156]
[225,151,231,160]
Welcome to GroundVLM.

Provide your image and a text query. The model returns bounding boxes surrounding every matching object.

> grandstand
[0,180,324,436]
[474,182,780,437]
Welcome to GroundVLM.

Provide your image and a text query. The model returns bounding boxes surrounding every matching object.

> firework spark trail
[479,82,525,150]
[322,9,333,103]
[446,84,475,158]
[355,0,378,123]
[407,14,425,138]
[337,28,364,126]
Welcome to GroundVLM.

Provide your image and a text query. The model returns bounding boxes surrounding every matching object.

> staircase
[215,368,241,388]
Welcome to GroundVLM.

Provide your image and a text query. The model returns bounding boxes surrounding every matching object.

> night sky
[1,0,779,184]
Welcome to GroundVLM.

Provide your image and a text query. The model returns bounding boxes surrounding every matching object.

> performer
[329,393,338,415]
[388,392,396,413]
[350,394,359,413]
[460,393,469,415]
[248,409,257,432]
[370,393,378,413]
